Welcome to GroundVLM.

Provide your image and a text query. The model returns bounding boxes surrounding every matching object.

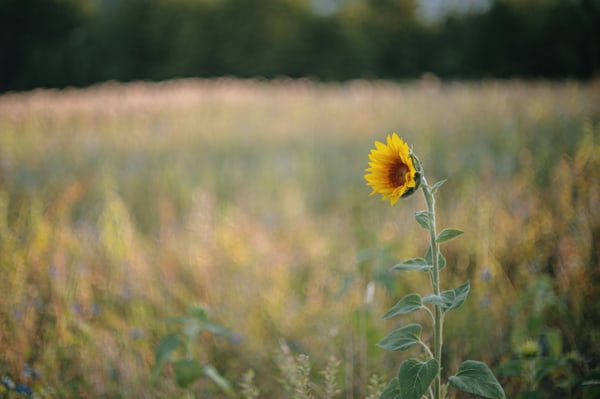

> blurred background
[1,0,599,91]
[1,1,600,398]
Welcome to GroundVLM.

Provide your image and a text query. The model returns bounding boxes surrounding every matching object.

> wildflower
[519,340,539,358]
[365,133,421,205]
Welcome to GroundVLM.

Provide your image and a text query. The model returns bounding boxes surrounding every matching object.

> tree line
[1,0,599,91]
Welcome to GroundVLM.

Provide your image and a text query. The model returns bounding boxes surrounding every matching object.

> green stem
[422,176,442,399]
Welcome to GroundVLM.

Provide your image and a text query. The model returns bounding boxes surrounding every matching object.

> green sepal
[383,294,423,319]
[436,228,464,244]
[448,360,506,399]
[397,358,439,399]
[415,210,433,230]
[392,257,432,272]
[422,281,470,313]
[377,324,422,352]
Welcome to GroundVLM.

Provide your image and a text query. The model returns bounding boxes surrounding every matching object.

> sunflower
[365,133,421,205]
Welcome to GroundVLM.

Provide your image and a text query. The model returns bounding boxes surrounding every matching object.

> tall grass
[0,78,598,397]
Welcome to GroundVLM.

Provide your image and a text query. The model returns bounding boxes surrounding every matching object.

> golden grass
[0,78,599,397]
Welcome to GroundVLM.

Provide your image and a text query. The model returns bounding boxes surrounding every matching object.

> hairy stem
[422,176,442,399]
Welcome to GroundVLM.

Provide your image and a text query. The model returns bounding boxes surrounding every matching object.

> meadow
[0,78,599,398]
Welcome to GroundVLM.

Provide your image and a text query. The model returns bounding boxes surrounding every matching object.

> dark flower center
[389,161,409,187]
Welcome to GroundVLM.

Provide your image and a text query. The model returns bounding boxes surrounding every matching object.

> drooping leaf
[430,179,447,194]
[448,360,506,399]
[380,378,401,399]
[377,324,422,352]
[397,358,439,399]
[383,294,423,319]
[393,258,432,272]
[415,210,433,230]
[174,359,204,388]
[436,228,464,244]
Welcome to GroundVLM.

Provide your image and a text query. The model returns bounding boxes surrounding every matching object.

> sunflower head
[365,133,422,205]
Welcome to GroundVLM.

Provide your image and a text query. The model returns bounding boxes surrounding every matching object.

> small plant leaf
[174,359,204,388]
[415,210,433,230]
[430,179,447,194]
[377,324,422,352]
[397,358,439,399]
[383,294,423,319]
[442,281,471,311]
[422,294,448,308]
[436,228,464,243]
[187,305,208,321]
[448,360,506,399]
[393,258,432,272]
[154,333,182,365]
[424,247,446,270]
[423,282,470,312]
[380,378,401,399]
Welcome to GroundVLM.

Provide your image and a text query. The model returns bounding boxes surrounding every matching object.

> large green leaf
[383,294,423,319]
[397,358,439,399]
[377,324,422,352]
[174,359,204,388]
[448,360,506,399]
[392,258,432,272]
[436,228,464,244]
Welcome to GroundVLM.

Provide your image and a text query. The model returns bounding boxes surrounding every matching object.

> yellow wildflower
[365,133,421,205]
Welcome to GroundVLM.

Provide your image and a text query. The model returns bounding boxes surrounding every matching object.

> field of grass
[0,78,599,398]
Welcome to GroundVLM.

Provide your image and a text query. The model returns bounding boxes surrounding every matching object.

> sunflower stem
[422,176,442,399]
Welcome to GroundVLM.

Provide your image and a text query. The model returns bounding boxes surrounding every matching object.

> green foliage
[449,361,506,399]
[396,359,439,399]
[377,324,422,352]
[152,305,235,396]
[378,172,503,399]
[382,294,423,319]
[0,79,598,397]
[2,0,599,90]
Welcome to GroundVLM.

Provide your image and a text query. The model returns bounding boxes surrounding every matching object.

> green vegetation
[0,78,599,398]
[2,0,599,91]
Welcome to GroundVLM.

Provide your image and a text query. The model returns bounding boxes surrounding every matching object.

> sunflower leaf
[424,247,446,270]
[415,210,433,230]
[397,358,439,399]
[383,294,423,319]
[423,282,470,313]
[380,378,401,399]
[436,228,464,244]
[448,360,505,399]
[430,179,447,195]
[392,257,432,272]
[377,324,422,352]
